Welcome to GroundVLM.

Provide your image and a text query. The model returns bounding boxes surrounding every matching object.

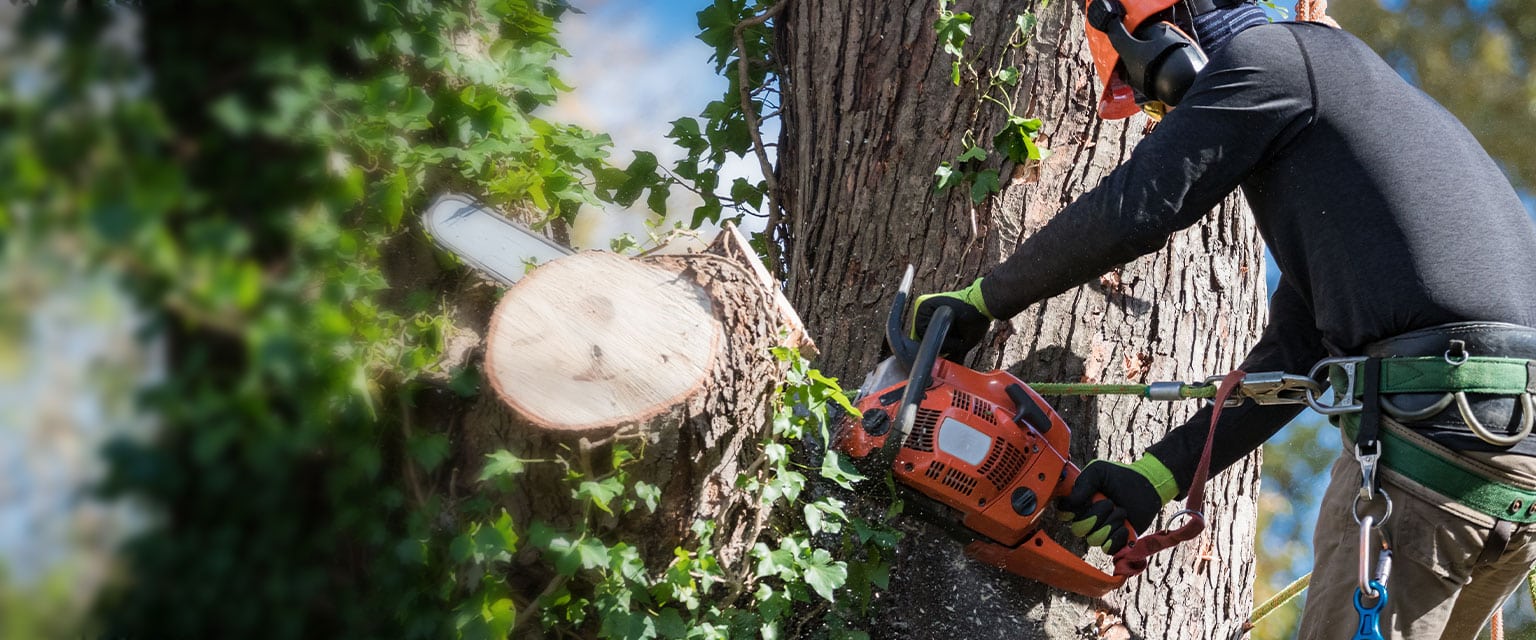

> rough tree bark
[778,1,1267,638]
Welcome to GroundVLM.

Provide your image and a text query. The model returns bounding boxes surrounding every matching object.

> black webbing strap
[1359,358,1383,447]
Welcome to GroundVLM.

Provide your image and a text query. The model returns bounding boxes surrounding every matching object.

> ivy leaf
[633,481,661,513]
[802,549,849,602]
[656,609,687,637]
[485,597,516,639]
[645,185,669,215]
[957,145,987,163]
[692,196,723,228]
[818,452,866,491]
[729,177,763,209]
[993,116,1045,164]
[934,11,973,58]
[479,450,527,484]
[995,66,1020,87]
[576,477,625,514]
[970,169,1001,203]
[752,542,798,580]
[933,162,963,192]
[576,537,609,570]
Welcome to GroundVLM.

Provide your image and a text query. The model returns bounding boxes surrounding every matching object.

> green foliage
[928,2,1049,204]
[440,347,895,639]
[667,0,780,231]
[0,1,669,636]
[0,563,86,640]
[935,0,976,85]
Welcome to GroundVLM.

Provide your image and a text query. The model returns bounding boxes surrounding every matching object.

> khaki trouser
[1297,418,1536,639]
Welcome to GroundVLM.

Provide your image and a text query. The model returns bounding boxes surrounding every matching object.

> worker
[908,1,1536,638]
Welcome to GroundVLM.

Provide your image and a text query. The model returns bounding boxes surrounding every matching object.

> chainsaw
[831,266,1138,599]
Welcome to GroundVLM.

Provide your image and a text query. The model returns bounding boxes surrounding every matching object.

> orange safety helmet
[1084,0,1238,119]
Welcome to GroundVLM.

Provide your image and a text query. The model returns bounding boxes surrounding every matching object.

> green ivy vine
[933,0,1052,204]
[447,347,898,639]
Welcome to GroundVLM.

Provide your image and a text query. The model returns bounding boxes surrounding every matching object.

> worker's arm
[1057,279,1326,549]
[1145,277,1329,492]
[977,27,1314,319]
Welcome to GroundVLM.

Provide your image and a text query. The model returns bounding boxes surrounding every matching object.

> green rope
[1027,382,1218,399]
[1245,572,1311,631]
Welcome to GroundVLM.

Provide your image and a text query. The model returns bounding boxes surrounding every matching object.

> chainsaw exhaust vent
[976,439,1028,490]
[952,391,974,412]
[905,407,941,452]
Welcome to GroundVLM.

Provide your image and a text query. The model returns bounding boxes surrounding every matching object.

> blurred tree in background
[0,1,670,636]
[1333,0,1536,190]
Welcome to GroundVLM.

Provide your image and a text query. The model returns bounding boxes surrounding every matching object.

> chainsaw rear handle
[898,304,952,435]
[1057,462,1140,554]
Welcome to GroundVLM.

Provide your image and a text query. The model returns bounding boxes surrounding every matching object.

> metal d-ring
[1380,392,1455,422]
[1165,508,1205,531]
[1458,391,1536,447]
[1352,488,1393,527]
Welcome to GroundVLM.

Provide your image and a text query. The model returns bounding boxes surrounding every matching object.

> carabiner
[1306,357,1370,415]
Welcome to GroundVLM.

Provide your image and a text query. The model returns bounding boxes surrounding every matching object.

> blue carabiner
[1352,581,1388,640]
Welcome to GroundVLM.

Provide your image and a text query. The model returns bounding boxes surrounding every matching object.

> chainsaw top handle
[898,303,951,436]
[885,265,920,367]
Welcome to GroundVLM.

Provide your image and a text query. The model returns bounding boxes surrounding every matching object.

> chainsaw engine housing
[838,360,1072,546]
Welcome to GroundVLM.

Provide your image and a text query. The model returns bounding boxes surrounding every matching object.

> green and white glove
[910,277,995,357]
[1055,454,1180,553]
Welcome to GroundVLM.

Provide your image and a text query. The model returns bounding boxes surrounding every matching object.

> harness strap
[1334,356,1533,397]
[1341,416,1536,524]
[1114,369,1246,576]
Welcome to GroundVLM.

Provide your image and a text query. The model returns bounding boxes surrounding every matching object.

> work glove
[910,277,994,357]
[1055,454,1180,554]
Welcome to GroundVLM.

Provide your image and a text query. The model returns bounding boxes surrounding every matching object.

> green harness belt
[1335,356,1536,523]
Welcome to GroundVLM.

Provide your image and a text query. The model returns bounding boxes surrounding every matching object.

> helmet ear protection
[1086,0,1208,109]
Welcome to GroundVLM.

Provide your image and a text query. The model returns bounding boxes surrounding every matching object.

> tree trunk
[778,1,1266,638]
[471,238,808,569]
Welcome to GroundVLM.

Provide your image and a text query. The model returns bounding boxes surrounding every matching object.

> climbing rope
[1245,572,1311,630]
[1027,381,1217,400]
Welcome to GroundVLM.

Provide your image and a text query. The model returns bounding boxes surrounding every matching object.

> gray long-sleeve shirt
[980,22,1536,491]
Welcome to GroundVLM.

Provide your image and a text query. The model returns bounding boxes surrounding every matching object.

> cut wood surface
[474,246,796,573]
[485,250,722,431]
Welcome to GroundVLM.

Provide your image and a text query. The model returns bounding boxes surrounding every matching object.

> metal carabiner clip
[1306,357,1370,415]
[1237,371,1325,406]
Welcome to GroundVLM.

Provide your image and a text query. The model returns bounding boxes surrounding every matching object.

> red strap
[1112,369,1247,576]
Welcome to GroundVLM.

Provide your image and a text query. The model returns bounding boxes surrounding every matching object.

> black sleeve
[1145,278,1330,493]
[978,29,1314,319]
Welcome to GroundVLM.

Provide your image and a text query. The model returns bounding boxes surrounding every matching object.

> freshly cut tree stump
[478,240,812,568]
[485,251,723,432]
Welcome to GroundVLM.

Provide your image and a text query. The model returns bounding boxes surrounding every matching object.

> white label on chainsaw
[937,417,992,466]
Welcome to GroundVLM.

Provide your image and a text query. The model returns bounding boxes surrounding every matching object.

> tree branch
[734,0,790,274]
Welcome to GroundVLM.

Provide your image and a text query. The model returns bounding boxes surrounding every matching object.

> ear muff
[1086,0,1209,108]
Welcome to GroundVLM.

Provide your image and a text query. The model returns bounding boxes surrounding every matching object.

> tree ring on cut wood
[485,251,721,431]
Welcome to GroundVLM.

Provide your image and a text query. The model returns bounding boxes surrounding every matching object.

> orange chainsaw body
[834,359,1129,598]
